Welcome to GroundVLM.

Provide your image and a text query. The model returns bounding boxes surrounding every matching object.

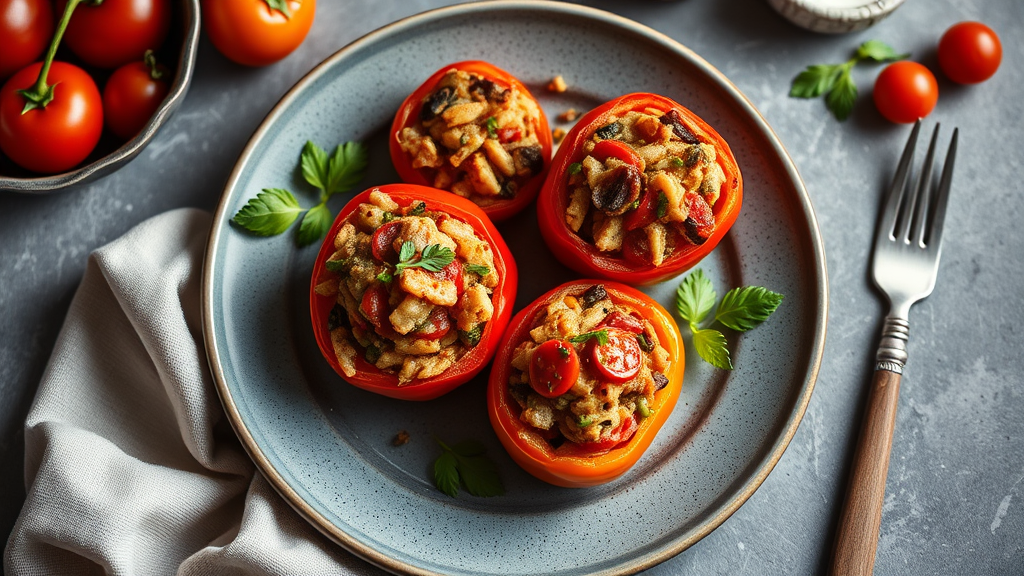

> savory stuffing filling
[564,108,727,266]
[507,284,672,448]
[397,68,546,207]
[314,190,499,384]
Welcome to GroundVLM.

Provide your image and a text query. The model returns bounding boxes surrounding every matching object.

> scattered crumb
[552,127,566,144]
[557,108,578,123]
[546,75,568,93]
[392,430,411,446]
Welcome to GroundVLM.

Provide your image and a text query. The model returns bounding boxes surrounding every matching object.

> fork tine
[907,124,941,246]
[925,128,958,250]
[879,120,922,240]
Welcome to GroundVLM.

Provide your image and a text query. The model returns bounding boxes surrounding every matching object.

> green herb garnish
[576,415,593,428]
[790,40,909,121]
[433,438,504,498]
[409,201,427,216]
[394,242,456,275]
[674,269,783,370]
[376,271,393,283]
[459,324,484,347]
[636,333,654,353]
[232,140,368,246]
[570,329,609,346]
[485,117,498,138]
[365,344,382,364]
[656,191,668,219]
[325,259,347,273]
[568,162,583,175]
[670,157,685,169]
[464,263,491,276]
[459,134,469,146]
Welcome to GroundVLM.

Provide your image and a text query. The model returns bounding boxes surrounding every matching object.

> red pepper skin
[310,184,518,401]
[389,60,553,222]
[487,280,684,487]
[537,93,742,286]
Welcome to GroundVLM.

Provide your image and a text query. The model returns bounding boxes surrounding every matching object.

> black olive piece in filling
[595,122,622,140]
[513,145,544,177]
[580,284,607,308]
[659,109,701,145]
[682,218,711,245]
[419,86,457,122]
[592,164,642,216]
[653,372,669,391]
[328,303,348,331]
[469,76,509,103]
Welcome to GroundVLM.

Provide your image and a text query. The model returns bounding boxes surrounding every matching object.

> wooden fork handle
[829,367,902,576]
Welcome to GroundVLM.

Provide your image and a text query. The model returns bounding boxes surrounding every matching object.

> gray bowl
[0,0,200,194]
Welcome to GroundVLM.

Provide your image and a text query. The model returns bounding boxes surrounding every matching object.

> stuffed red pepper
[311,184,517,401]
[390,61,552,222]
[537,93,742,285]
[487,280,684,487]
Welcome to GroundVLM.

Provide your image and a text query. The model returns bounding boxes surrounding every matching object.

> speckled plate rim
[201,2,828,574]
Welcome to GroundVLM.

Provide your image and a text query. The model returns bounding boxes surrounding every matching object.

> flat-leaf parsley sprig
[232,140,369,247]
[433,438,504,498]
[675,269,784,370]
[790,40,909,121]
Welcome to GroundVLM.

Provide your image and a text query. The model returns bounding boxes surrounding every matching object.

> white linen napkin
[4,209,387,576]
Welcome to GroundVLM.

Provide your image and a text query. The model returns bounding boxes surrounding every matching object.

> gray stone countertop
[1,0,1021,573]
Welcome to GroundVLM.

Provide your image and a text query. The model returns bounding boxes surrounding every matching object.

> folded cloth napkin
[4,209,388,576]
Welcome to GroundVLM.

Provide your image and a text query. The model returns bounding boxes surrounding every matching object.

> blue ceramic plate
[202,2,827,575]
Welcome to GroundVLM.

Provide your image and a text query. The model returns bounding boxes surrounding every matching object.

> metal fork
[830,121,958,576]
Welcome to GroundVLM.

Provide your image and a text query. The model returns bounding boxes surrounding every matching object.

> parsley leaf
[297,203,332,247]
[675,269,716,325]
[570,330,609,346]
[464,263,490,276]
[856,40,910,63]
[395,243,456,274]
[231,188,303,236]
[789,64,843,98]
[716,286,784,331]
[398,240,415,263]
[433,439,504,498]
[692,328,733,370]
[826,70,858,122]
[326,141,369,196]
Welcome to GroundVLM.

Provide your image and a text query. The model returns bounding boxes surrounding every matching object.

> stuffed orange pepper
[537,93,742,285]
[390,61,552,222]
[311,184,517,401]
[488,280,684,487]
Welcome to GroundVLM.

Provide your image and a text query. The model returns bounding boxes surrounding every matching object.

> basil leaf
[716,286,784,332]
[455,452,505,497]
[326,141,369,197]
[231,188,303,236]
[790,64,843,98]
[856,40,910,63]
[692,328,733,370]
[675,269,716,325]
[300,141,330,192]
[826,69,857,121]
[433,451,460,498]
[297,203,332,247]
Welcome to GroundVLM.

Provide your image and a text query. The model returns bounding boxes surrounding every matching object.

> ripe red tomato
[0,0,54,80]
[0,61,103,174]
[587,329,642,384]
[873,61,939,124]
[203,0,316,67]
[579,414,638,453]
[103,55,170,140]
[938,21,1002,84]
[529,340,581,398]
[59,0,171,69]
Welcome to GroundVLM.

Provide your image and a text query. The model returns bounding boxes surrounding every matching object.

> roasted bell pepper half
[389,60,553,222]
[537,93,742,285]
[310,184,518,401]
[487,280,684,487]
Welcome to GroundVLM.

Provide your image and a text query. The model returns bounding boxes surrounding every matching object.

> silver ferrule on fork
[875,316,909,373]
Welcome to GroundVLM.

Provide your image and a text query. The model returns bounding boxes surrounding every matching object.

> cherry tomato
[370,220,402,262]
[102,53,170,140]
[0,0,54,80]
[203,0,316,67]
[415,308,452,340]
[579,415,638,453]
[587,328,642,384]
[59,0,170,69]
[938,21,1002,85]
[0,61,103,174]
[873,61,939,124]
[359,283,390,332]
[430,260,464,297]
[529,339,581,398]
[597,311,644,334]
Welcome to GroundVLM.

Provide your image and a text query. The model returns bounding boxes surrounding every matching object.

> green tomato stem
[19,0,84,112]
[143,50,165,81]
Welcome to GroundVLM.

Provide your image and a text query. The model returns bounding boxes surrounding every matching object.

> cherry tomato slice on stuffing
[529,339,581,398]
[588,328,642,384]
[579,414,638,453]
[370,221,403,263]
[429,260,464,297]
[359,284,391,331]
[623,188,659,232]
[415,307,452,340]
[598,311,645,334]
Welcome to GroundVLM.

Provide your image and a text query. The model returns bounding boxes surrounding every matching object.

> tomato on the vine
[0,61,103,174]
[103,52,170,140]
[873,61,939,124]
[0,0,54,80]
[938,21,1002,85]
[203,0,316,67]
[59,0,171,69]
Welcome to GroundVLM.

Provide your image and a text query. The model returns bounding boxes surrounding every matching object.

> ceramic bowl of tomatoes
[0,0,200,193]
